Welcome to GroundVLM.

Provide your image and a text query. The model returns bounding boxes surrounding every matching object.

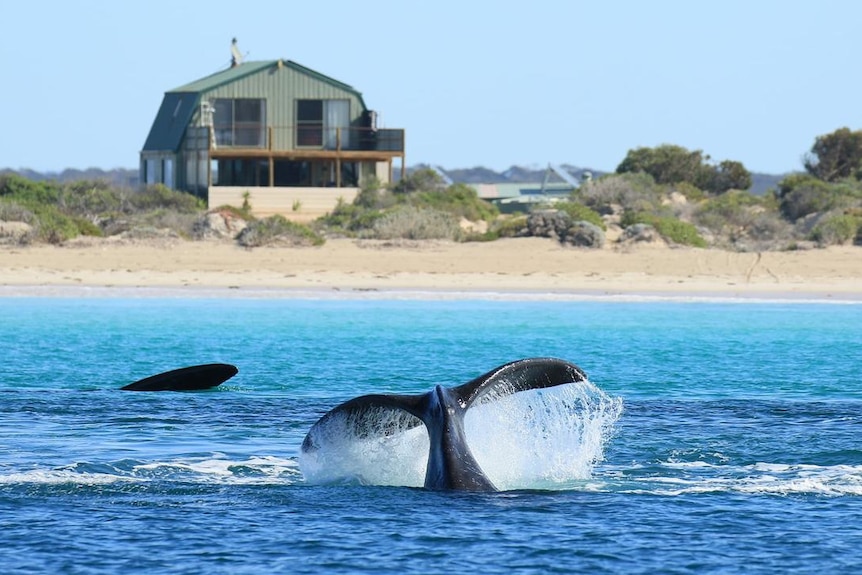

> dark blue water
[2,295,861,573]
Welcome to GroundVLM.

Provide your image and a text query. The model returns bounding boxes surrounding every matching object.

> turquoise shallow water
[1,295,862,573]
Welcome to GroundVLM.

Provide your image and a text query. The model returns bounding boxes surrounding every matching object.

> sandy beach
[1,237,860,301]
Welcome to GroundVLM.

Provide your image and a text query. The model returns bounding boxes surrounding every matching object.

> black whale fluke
[121,363,238,391]
[301,357,587,491]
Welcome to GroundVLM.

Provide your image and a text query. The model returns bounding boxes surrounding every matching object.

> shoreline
[1,237,860,303]
[0,285,859,304]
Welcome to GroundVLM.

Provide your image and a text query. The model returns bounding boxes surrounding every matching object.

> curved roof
[142,60,366,152]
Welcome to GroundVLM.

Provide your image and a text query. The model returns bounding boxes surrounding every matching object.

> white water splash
[466,380,623,490]
[299,407,429,487]
[298,379,623,490]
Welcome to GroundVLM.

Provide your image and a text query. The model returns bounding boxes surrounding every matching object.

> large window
[296,100,323,147]
[213,98,266,147]
[296,99,350,149]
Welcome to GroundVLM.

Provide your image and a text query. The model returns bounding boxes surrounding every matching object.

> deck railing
[208,125,405,153]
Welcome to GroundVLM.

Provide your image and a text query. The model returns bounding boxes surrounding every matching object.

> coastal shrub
[139,209,200,240]
[622,211,707,247]
[131,184,204,213]
[0,174,60,205]
[616,144,752,194]
[364,205,460,240]
[492,215,528,238]
[671,181,707,202]
[30,205,90,244]
[354,175,397,210]
[236,215,324,247]
[0,199,37,224]
[409,183,499,223]
[574,172,663,214]
[777,175,836,220]
[58,180,125,217]
[392,168,447,194]
[554,201,606,230]
[318,197,385,234]
[695,190,764,234]
[809,213,860,246]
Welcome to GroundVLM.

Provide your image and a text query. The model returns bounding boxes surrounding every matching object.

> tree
[706,160,752,194]
[803,127,862,182]
[616,144,751,194]
[616,145,709,188]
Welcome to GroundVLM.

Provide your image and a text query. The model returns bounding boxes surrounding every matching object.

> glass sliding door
[324,100,350,149]
[297,99,350,149]
[212,98,266,147]
[296,99,323,146]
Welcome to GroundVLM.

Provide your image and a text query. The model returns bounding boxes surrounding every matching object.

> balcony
[208,125,405,156]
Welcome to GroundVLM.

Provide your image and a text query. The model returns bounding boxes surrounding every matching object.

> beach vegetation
[236,215,324,247]
[554,201,606,230]
[808,213,861,246]
[777,174,850,221]
[622,210,707,247]
[463,214,528,242]
[360,205,461,241]
[616,144,752,194]
[318,169,497,240]
[574,172,664,214]
[804,127,862,182]
[0,174,207,243]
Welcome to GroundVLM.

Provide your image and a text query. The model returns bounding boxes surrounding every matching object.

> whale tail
[300,358,587,491]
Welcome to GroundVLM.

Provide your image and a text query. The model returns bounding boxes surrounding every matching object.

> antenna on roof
[230,38,243,67]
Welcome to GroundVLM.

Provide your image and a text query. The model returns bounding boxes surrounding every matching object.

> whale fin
[453,357,587,409]
[121,363,238,391]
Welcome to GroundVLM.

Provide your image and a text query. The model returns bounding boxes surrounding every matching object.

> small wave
[0,468,140,486]
[0,455,304,487]
[596,460,862,496]
[133,454,302,484]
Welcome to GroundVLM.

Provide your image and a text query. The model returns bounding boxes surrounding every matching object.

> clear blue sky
[2,0,859,175]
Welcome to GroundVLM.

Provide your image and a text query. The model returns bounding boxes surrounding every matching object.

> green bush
[777,175,836,220]
[392,168,447,194]
[131,184,204,213]
[623,211,707,247]
[809,214,860,246]
[695,190,765,233]
[493,215,528,238]
[409,183,498,222]
[364,205,460,240]
[317,197,385,234]
[0,199,37,224]
[236,215,324,247]
[554,201,606,230]
[0,174,60,205]
[575,172,663,214]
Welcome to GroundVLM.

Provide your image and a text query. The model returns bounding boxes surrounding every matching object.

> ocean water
[1,293,861,574]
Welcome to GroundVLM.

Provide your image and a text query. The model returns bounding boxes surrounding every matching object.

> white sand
[1,237,860,301]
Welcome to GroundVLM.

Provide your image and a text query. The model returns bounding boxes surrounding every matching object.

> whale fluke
[121,363,238,391]
[301,358,587,491]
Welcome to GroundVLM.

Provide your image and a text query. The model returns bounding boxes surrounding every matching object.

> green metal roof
[142,92,200,152]
[168,59,365,104]
[143,59,367,153]
[168,60,275,93]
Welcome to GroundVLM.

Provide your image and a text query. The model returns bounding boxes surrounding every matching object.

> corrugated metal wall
[199,63,365,150]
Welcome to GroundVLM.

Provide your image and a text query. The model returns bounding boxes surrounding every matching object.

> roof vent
[230,38,243,67]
